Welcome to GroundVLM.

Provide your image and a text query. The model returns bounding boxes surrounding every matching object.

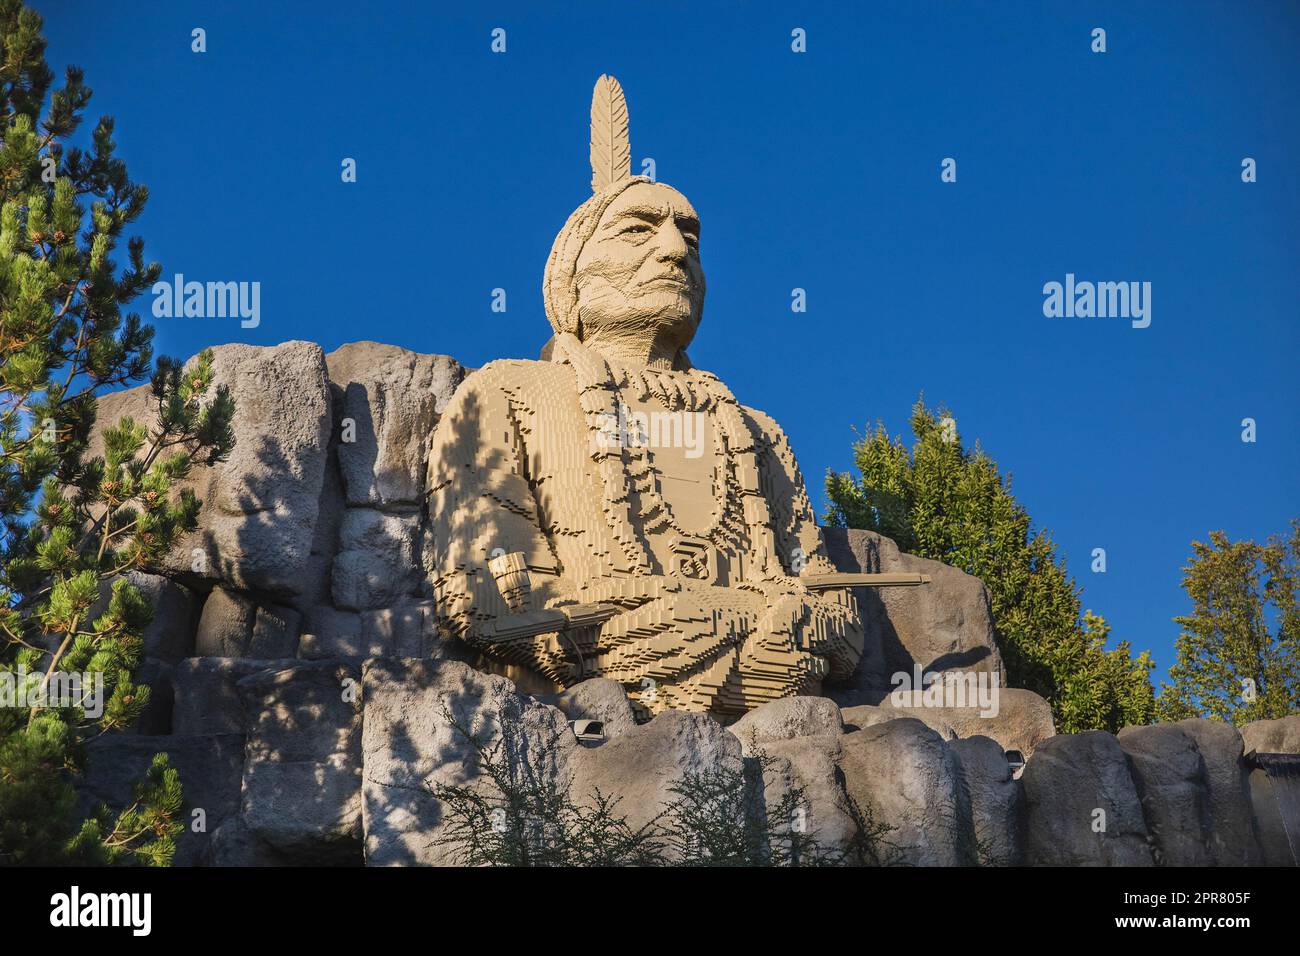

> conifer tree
[825,397,1155,733]
[1157,523,1300,724]
[0,0,234,864]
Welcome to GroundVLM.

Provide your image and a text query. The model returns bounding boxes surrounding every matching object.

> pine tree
[0,0,235,865]
[1157,523,1300,725]
[824,397,1155,733]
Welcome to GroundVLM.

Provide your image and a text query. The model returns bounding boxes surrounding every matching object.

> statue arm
[425,365,568,641]
[739,404,837,578]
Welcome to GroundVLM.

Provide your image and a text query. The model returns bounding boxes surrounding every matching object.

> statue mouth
[640,274,693,292]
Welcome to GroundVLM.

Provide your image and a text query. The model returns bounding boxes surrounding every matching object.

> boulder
[248,604,301,659]
[1241,715,1300,755]
[950,735,1023,865]
[1117,724,1214,865]
[836,717,976,866]
[842,702,958,740]
[172,657,298,736]
[568,709,743,856]
[556,678,639,740]
[194,587,256,658]
[855,686,1055,757]
[728,696,843,754]
[1020,731,1153,866]
[821,527,1003,707]
[753,735,858,861]
[204,816,294,867]
[298,606,370,660]
[298,600,441,660]
[238,661,363,864]
[77,733,246,867]
[331,509,421,610]
[361,658,575,866]
[1248,766,1298,866]
[86,342,335,601]
[194,587,299,659]
[325,342,464,509]
[1173,719,1261,866]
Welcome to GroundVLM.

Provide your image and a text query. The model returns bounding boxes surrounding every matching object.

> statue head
[542,77,705,369]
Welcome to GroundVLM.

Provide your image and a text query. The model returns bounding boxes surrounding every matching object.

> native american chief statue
[426,76,867,717]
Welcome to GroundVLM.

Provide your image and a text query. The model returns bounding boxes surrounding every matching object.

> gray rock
[556,678,638,740]
[1248,767,1298,866]
[842,703,959,740]
[325,342,464,509]
[361,657,575,866]
[133,658,174,735]
[194,587,256,658]
[852,687,1054,756]
[298,606,371,659]
[1241,715,1300,755]
[1173,719,1262,866]
[1020,731,1153,866]
[248,603,301,659]
[87,342,334,601]
[728,696,843,754]
[89,571,198,664]
[363,601,442,658]
[1117,724,1214,865]
[331,509,421,610]
[238,661,363,864]
[77,733,246,867]
[836,717,976,866]
[950,735,1023,865]
[172,657,298,736]
[821,527,1004,707]
[754,735,858,860]
[568,709,743,857]
[204,816,294,867]
[298,601,441,660]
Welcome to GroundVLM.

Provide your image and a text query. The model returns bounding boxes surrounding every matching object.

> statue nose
[654,225,690,262]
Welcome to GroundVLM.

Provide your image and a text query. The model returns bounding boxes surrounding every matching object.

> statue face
[573,182,705,352]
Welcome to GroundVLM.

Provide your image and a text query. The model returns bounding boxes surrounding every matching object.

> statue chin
[578,310,700,366]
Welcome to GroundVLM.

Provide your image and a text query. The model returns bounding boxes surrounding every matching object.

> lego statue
[426,76,876,717]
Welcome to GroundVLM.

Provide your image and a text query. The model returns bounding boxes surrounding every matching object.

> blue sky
[38,1,1299,682]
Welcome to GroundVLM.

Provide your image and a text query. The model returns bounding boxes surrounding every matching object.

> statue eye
[619,224,651,236]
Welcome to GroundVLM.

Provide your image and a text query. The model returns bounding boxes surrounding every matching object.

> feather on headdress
[589,74,631,193]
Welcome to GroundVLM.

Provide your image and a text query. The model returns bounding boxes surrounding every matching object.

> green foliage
[427,708,904,867]
[427,707,666,866]
[824,397,1156,733]
[0,1,234,865]
[1158,523,1300,725]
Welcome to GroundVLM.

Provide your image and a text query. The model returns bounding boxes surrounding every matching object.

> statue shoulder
[459,358,576,395]
[737,403,794,455]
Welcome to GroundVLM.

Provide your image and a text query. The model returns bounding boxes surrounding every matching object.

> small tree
[1158,523,1300,725]
[428,707,904,867]
[427,705,666,866]
[825,397,1156,733]
[0,0,234,864]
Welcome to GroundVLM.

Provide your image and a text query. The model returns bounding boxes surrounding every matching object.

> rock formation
[71,337,1296,867]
